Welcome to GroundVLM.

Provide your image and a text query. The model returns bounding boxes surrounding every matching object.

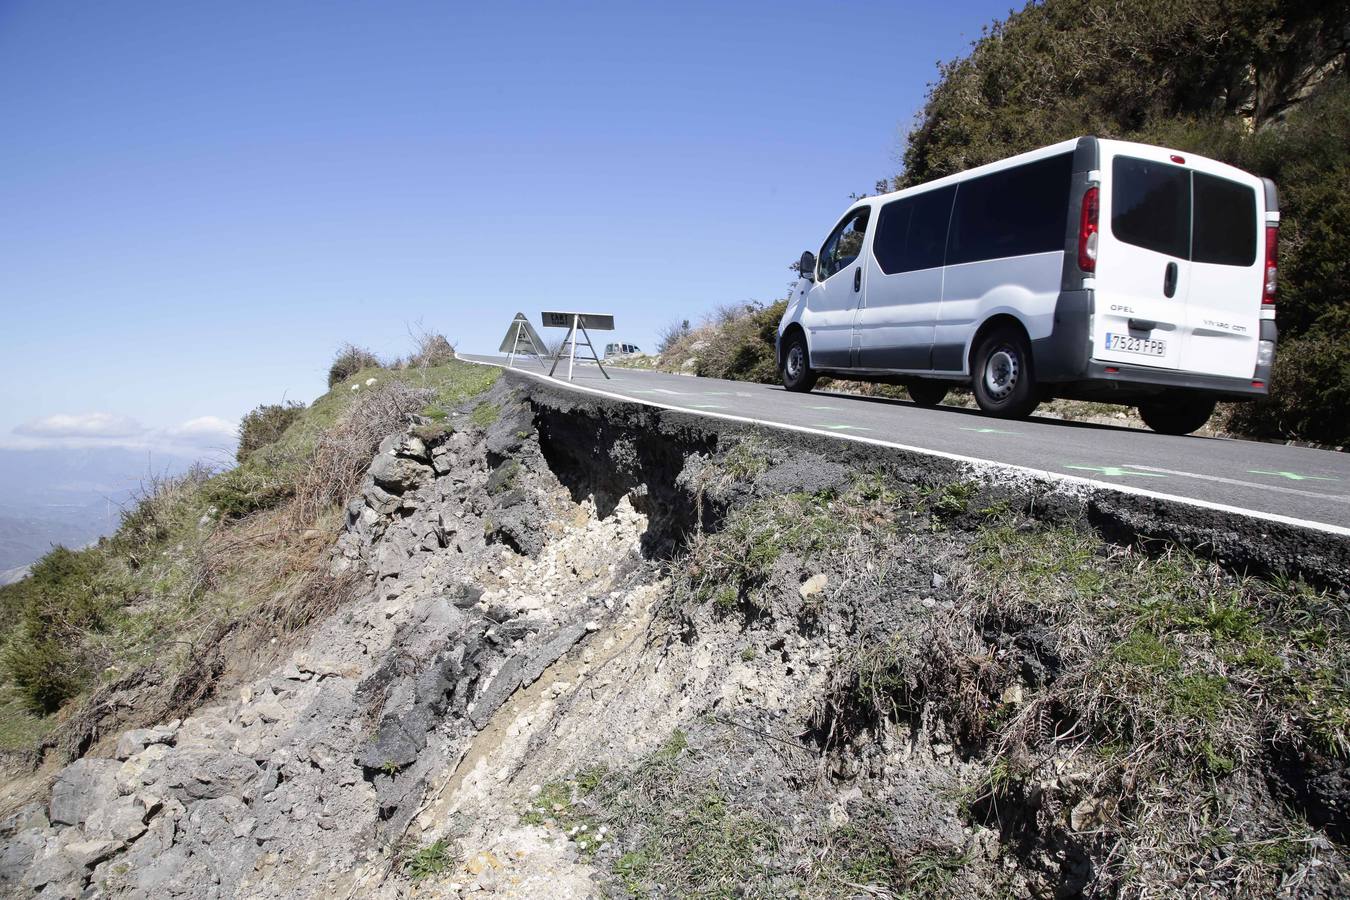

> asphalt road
[463,354,1350,534]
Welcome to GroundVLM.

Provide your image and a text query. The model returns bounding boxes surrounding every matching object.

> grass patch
[404,837,454,881]
[819,513,1350,895]
[470,401,500,428]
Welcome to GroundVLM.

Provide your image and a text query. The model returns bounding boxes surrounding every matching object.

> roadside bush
[695,300,787,384]
[327,343,383,387]
[1222,327,1350,446]
[657,319,692,354]
[407,330,456,368]
[0,547,121,713]
[236,402,306,464]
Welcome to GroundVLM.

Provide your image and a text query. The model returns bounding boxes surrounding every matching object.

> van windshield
[1111,157,1257,266]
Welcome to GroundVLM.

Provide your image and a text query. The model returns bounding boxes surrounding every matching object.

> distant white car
[604,342,644,360]
[778,136,1278,435]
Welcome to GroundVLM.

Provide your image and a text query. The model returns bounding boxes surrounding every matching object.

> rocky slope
[1,374,1347,898]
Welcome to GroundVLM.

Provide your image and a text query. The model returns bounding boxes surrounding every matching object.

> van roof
[869,136,1261,206]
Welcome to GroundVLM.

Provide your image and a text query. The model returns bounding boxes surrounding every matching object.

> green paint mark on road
[1066,465,1166,478]
[960,426,1017,434]
[1248,470,1339,482]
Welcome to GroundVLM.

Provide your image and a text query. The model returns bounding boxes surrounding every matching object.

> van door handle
[1163,261,1178,298]
[853,268,861,292]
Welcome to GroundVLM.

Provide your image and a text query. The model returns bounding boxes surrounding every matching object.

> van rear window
[1111,157,1189,259]
[1192,172,1256,266]
[1112,157,1257,267]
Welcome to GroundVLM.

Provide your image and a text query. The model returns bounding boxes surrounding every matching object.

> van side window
[1111,157,1190,259]
[946,153,1072,266]
[818,208,871,280]
[873,185,956,275]
[1193,172,1256,266]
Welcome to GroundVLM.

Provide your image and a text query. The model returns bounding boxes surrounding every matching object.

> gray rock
[24,839,80,891]
[114,721,179,760]
[469,623,588,729]
[369,453,431,494]
[163,748,260,802]
[0,828,44,890]
[394,434,429,461]
[63,838,121,869]
[363,483,402,516]
[49,758,120,827]
[83,795,151,843]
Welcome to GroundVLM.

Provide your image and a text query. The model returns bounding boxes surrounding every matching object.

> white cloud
[15,412,146,439]
[166,416,237,445]
[4,412,237,460]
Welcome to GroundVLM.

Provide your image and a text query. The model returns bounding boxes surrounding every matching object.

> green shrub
[407,332,456,368]
[694,300,787,384]
[1222,327,1350,446]
[236,402,306,464]
[0,547,121,713]
[202,465,296,518]
[327,343,383,388]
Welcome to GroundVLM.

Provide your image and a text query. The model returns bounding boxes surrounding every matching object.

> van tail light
[1078,186,1099,273]
[1262,225,1278,305]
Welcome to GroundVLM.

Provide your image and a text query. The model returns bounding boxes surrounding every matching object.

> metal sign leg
[577,322,610,379]
[548,318,578,378]
[567,314,579,380]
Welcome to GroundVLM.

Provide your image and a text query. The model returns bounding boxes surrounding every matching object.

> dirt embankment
[2,374,1347,899]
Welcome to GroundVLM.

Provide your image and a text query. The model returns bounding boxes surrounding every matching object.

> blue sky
[0,0,1010,454]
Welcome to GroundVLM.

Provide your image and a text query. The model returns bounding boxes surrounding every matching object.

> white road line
[1126,464,1350,503]
[462,357,1350,537]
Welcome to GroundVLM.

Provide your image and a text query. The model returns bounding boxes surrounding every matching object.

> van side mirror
[798,250,817,282]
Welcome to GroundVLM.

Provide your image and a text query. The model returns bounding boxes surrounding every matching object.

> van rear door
[1094,143,1264,378]
[1178,163,1263,378]
[1094,149,1191,370]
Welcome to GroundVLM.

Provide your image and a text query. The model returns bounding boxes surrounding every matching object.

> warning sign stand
[497,312,550,370]
[542,311,613,381]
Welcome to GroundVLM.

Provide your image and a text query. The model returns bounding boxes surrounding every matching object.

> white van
[604,342,643,359]
[777,137,1279,434]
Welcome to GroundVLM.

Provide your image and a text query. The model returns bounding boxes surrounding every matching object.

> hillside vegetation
[0,340,494,763]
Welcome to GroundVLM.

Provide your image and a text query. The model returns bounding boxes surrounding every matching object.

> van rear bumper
[1070,361,1269,400]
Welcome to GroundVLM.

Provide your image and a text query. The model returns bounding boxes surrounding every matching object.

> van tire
[907,381,948,407]
[1139,395,1217,435]
[971,326,1039,418]
[780,332,817,393]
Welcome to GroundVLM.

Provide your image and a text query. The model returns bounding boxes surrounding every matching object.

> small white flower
[365,377,377,386]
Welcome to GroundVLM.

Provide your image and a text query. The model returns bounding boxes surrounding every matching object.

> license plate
[1105,333,1167,357]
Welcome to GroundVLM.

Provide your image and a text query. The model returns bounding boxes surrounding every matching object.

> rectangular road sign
[541,311,614,331]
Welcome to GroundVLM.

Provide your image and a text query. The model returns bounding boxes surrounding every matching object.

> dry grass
[289,380,432,525]
[820,521,1348,896]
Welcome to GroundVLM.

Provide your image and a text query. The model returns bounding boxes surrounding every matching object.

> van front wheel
[1139,395,1217,435]
[972,327,1039,418]
[781,332,817,393]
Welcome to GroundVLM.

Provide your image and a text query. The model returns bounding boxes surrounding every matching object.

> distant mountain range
[0,446,206,576]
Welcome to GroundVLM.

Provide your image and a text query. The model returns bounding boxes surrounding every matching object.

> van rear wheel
[907,380,948,407]
[972,326,1039,419]
[780,332,817,393]
[1139,395,1217,435]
